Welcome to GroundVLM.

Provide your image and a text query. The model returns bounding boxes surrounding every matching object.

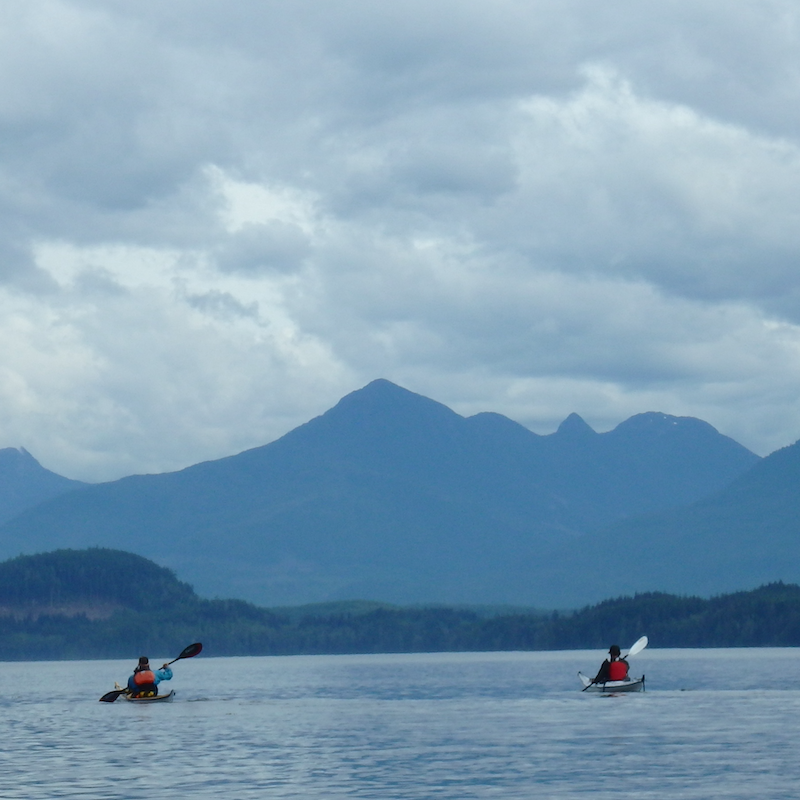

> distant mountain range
[0,379,774,607]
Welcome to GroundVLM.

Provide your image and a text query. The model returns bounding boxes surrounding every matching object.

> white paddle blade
[626,636,648,658]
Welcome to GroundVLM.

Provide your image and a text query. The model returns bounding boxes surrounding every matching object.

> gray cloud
[214,222,312,275]
[1,0,800,479]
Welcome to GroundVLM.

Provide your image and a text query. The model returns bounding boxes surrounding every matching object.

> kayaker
[126,656,174,697]
[592,644,629,683]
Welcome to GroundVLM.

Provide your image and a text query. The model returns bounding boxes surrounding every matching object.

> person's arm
[154,665,174,683]
[593,660,611,683]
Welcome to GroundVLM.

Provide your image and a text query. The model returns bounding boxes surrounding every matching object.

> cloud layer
[2,0,800,480]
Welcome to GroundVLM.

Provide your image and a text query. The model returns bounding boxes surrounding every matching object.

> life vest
[133,669,156,686]
[608,660,628,681]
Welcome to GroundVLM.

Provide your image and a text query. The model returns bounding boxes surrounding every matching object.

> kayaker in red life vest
[126,656,174,697]
[592,644,629,683]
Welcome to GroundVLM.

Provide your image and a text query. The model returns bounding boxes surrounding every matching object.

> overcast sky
[2,0,800,481]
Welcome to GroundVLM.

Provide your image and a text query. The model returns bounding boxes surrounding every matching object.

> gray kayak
[578,672,645,692]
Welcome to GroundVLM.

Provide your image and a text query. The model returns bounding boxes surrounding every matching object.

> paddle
[166,641,203,665]
[625,636,648,659]
[582,636,647,691]
[99,642,203,702]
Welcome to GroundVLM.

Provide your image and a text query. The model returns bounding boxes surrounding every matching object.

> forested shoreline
[2,549,800,659]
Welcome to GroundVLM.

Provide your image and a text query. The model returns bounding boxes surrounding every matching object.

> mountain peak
[555,413,596,438]
[0,448,86,527]
[612,411,714,437]
[0,446,36,470]
[324,379,462,427]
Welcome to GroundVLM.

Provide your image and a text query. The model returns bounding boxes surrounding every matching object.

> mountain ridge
[0,380,761,607]
[532,434,800,605]
[0,447,87,526]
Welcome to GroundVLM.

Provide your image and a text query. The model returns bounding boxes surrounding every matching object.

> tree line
[3,549,800,660]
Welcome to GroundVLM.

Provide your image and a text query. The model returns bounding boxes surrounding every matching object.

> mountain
[529,437,800,606]
[0,379,759,606]
[0,447,87,525]
[0,547,195,618]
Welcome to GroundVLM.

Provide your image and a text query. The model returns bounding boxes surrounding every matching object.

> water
[1,648,799,799]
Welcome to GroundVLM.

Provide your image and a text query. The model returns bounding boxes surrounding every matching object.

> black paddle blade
[164,642,204,666]
[177,642,202,660]
[99,688,127,703]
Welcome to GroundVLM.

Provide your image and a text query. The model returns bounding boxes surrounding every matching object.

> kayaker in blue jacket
[126,656,173,697]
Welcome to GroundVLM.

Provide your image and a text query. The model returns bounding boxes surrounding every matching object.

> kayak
[578,672,645,693]
[101,644,201,703]
[112,682,176,703]
[122,690,175,703]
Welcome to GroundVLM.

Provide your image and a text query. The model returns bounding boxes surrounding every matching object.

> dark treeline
[0,548,196,609]
[3,549,800,660]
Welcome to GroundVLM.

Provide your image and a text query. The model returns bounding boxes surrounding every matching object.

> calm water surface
[1,648,799,799]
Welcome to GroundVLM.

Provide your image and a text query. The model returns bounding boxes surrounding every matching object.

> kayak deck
[113,682,176,703]
[122,690,175,703]
[578,672,645,693]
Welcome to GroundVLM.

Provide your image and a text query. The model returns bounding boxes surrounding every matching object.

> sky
[2,0,800,482]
